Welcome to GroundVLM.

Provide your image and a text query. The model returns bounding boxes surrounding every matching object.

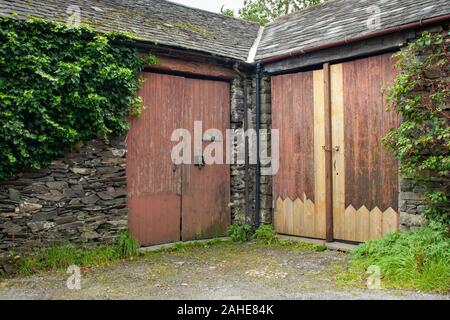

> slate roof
[0,0,261,61]
[1,0,450,63]
[256,0,450,60]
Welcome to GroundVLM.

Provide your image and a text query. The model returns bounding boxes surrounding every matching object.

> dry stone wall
[0,137,128,275]
[230,74,273,226]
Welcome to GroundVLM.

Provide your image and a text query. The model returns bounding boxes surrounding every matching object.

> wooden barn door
[128,73,184,246]
[272,70,327,240]
[181,79,231,241]
[331,54,400,242]
[272,52,400,243]
[128,73,231,246]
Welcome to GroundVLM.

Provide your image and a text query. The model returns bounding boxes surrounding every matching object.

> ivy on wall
[384,31,450,224]
[0,17,157,180]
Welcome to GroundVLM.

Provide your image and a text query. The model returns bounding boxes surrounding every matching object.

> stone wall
[259,75,273,225]
[230,74,273,226]
[230,76,256,225]
[399,178,448,231]
[0,137,128,275]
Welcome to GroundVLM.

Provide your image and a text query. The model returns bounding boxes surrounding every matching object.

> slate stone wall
[0,137,128,275]
[259,76,273,225]
[230,76,256,225]
[230,74,273,226]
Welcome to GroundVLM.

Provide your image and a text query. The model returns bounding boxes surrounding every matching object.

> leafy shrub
[228,224,253,243]
[341,222,450,293]
[253,225,279,245]
[383,31,450,224]
[0,17,157,180]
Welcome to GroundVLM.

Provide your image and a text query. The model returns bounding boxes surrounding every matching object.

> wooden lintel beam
[145,56,239,80]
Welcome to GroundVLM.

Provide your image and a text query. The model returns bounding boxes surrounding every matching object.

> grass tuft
[17,230,140,275]
[338,222,450,293]
[116,230,140,259]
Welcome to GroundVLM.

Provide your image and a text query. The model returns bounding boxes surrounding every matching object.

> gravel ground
[0,242,448,300]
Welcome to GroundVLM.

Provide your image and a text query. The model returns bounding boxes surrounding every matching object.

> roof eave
[258,13,450,64]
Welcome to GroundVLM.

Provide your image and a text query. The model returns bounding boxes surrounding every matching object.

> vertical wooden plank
[284,198,294,235]
[323,63,334,242]
[331,63,345,241]
[356,206,371,242]
[344,205,357,242]
[313,69,327,240]
[370,207,383,239]
[303,194,315,238]
[380,53,401,212]
[383,208,399,235]
[275,197,285,234]
[293,198,303,236]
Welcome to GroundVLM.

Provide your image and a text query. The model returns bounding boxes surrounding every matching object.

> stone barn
[0,0,449,267]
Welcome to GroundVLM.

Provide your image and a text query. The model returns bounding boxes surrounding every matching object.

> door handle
[334,160,337,171]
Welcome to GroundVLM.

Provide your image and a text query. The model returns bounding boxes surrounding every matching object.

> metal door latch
[323,146,341,152]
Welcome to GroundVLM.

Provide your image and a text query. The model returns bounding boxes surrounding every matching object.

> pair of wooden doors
[127,73,231,246]
[272,53,400,243]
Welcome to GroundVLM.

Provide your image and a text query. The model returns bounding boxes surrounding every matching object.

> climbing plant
[384,31,450,224]
[0,17,157,180]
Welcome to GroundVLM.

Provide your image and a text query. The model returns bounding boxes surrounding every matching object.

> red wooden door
[127,73,231,246]
[331,53,400,242]
[272,71,327,239]
[181,79,231,241]
[272,52,400,243]
[127,73,184,246]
